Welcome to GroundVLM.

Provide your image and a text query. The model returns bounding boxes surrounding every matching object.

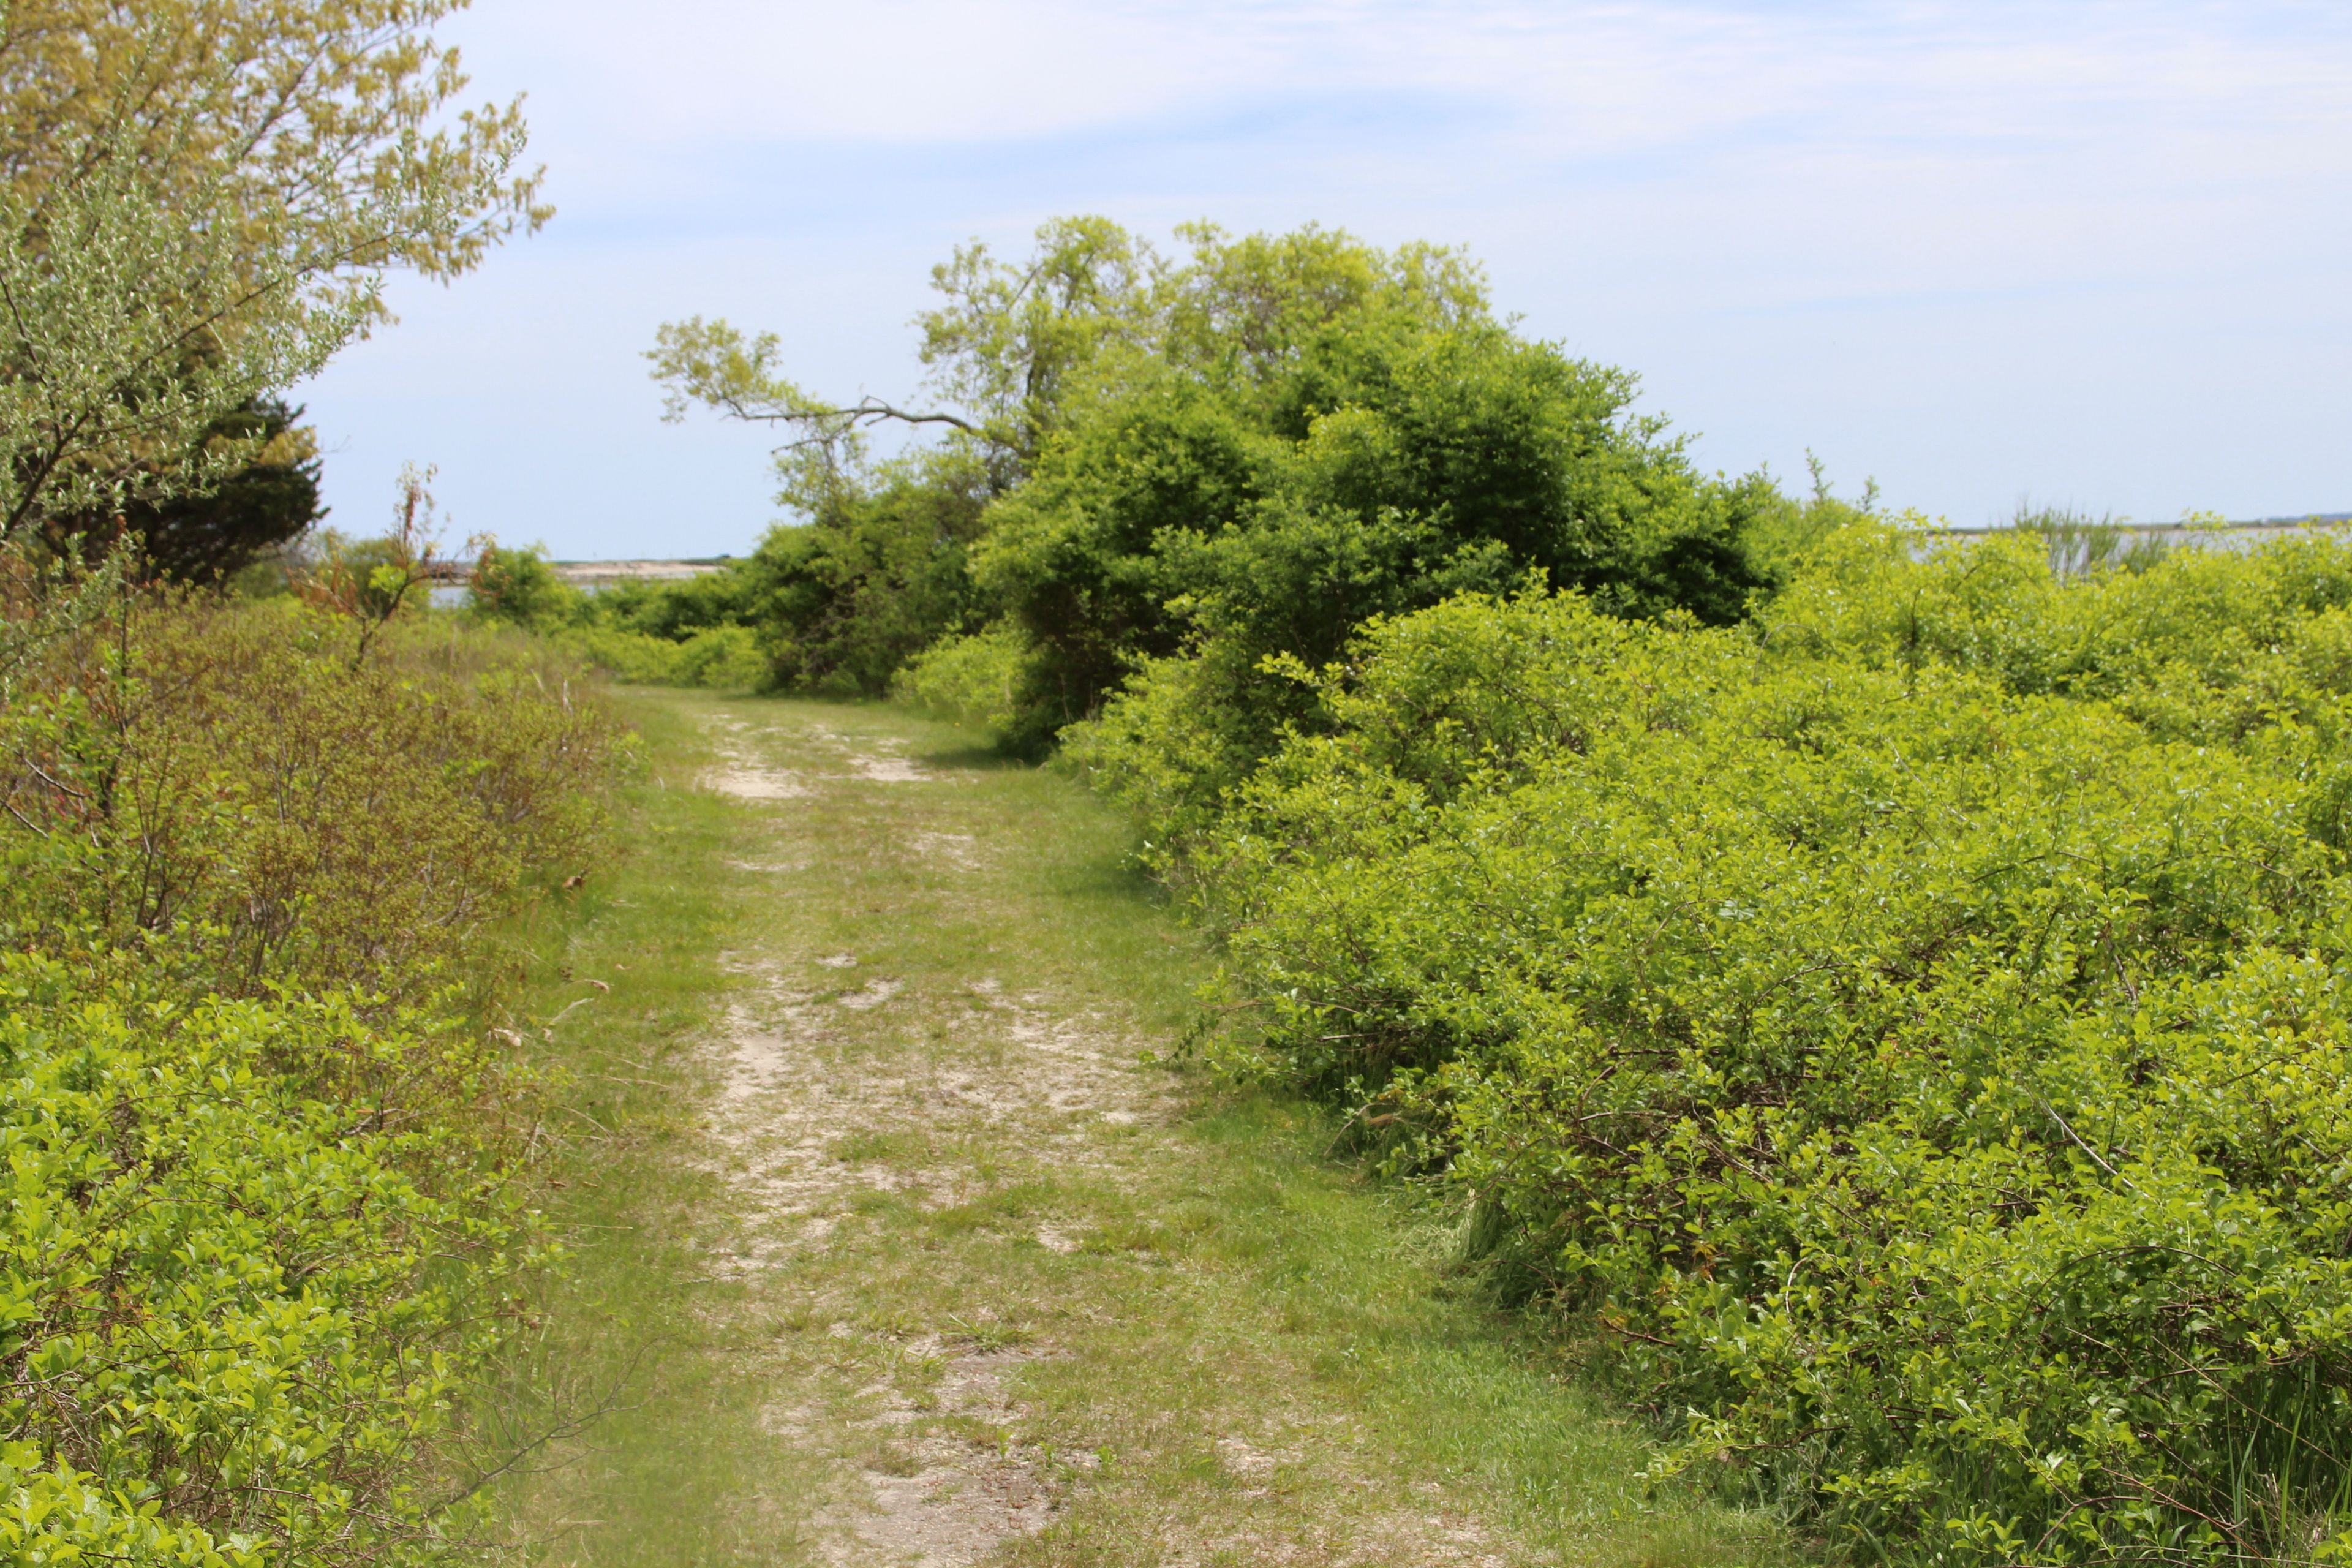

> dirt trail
[527,696,1746,1567]
[676,703,1539,1567]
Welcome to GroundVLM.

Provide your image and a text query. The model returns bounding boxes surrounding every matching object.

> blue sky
[296,1,2352,559]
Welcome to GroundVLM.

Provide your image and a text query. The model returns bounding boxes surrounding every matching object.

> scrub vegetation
[1072,529,2352,1561]
[0,573,623,1564]
[581,215,2352,1562]
[7,0,2345,1557]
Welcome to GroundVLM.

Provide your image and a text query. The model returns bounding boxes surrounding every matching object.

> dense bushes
[0,568,619,1564]
[657,219,1807,757]
[467,545,766,690]
[968,312,1781,758]
[0,960,538,1566]
[1095,531,2352,1561]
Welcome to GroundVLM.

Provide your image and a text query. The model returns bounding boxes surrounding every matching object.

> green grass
[491,691,1786,1566]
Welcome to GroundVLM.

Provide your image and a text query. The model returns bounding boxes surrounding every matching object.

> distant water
[1915,515,2351,560]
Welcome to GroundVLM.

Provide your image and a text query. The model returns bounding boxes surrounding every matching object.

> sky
[296,1,2352,560]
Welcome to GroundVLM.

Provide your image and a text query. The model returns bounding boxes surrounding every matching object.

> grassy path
[502,691,1778,1567]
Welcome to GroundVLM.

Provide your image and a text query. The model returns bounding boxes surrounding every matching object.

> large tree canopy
[654,219,1800,755]
[0,0,546,286]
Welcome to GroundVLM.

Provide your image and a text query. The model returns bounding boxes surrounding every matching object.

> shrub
[468,540,583,630]
[550,621,765,690]
[892,620,1031,740]
[658,219,1806,739]
[0,954,538,1565]
[1159,533,2352,1561]
[0,562,622,1563]
[3,596,620,1001]
[741,448,990,696]
[981,307,1781,761]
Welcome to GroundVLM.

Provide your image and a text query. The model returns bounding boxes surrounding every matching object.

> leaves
[1158,532,2352,1562]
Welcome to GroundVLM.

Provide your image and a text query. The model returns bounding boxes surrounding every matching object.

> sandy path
[695,713,1188,1564]
[554,697,1692,1568]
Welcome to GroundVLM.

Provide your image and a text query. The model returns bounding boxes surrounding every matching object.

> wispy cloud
[298,1,2352,555]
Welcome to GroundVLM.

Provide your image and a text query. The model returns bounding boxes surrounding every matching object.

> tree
[468,538,581,630]
[739,447,990,695]
[0,0,546,288]
[43,395,325,581]
[647,217,1488,497]
[0,0,545,549]
[649,217,1154,505]
[654,219,1779,754]
[0,118,369,538]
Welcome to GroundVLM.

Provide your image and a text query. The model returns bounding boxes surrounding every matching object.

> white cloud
[296,0,2352,556]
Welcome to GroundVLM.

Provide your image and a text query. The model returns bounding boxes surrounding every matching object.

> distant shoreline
[443,518,2352,582]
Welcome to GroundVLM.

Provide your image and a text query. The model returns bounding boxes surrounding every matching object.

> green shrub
[3,597,621,1001]
[468,541,584,630]
[980,297,1781,763]
[891,620,1031,740]
[0,565,622,1563]
[1148,532,2352,1561]
[741,448,989,696]
[0,953,536,1565]
[551,621,764,690]
[658,219,1815,742]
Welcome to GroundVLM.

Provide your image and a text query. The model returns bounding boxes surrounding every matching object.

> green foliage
[554,620,766,690]
[739,448,990,695]
[468,540,583,630]
[989,237,1775,761]
[4,594,618,998]
[0,955,537,1565]
[0,119,369,538]
[891,620,1030,736]
[0,563,622,1563]
[44,397,328,584]
[658,218,1790,739]
[1,0,545,544]
[1114,530,2352,1561]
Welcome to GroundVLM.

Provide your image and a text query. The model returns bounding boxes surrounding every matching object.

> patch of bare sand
[852,753,931,783]
[692,964,1174,1561]
[699,976,1165,1275]
[706,764,810,801]
[790,1341,1057,1568]
[907,831,982,870]
[696,714,813,801]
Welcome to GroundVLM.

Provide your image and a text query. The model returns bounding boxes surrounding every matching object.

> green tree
[981,244,1773,758]
[740,447,990,695]
[656,217,1784,755]
[44,394,326,581]
[0,0,544,551]
[469,538,582,630]
[0,0,546,290]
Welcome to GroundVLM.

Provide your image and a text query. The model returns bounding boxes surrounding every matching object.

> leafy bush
[5,596,619,1001]
[892,620,1030,737]
[468,540,583,630]
[0,560,621,1564]
[0,954,537,1565]
[548,620,765,690]
[970,248,1781,757]
[739,449,989,695]
[1131,531,2352,1561]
